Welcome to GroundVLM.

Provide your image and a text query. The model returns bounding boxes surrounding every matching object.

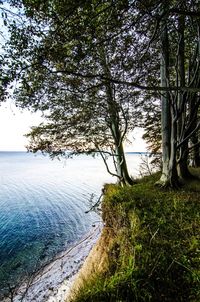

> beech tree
[141,0,200,185]
[4,0,145,186]
[3,0,200,187]
[130,0,200,186]
[157,0,200,186]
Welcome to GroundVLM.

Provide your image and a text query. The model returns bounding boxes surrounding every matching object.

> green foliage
[72,173,200,302]
[3,0,200,187]
[3,0,144,185]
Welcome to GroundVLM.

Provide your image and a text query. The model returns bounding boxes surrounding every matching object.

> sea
[0,151,145,298]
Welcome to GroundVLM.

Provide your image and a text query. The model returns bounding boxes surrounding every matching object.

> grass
[71,171,200,302]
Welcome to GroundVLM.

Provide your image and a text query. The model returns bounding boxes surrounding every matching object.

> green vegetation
[71,172,200,302]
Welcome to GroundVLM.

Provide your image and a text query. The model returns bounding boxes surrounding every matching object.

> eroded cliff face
[66,227,113,301]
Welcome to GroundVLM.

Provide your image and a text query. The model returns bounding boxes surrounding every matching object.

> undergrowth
[71,172,200,302]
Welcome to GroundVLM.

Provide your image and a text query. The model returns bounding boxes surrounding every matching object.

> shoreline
[4,223,102,302]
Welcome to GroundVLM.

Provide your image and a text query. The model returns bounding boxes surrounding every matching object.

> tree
[3,0,200,188]
[138,0,200,186]
[4,0,145,185]
[159,0,200,186]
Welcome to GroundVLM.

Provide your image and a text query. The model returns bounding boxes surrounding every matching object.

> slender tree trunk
[189,19,200,168]
[100,47,133,186]
[159,18,170,184]
[176,9,192,180]
[189,99,200,168]
[112,124,134,186]
[158,3,179,186]
[167,109,179,187]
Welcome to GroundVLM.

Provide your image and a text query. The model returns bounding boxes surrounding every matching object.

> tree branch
[98,149,120,179]
[177,121,200,149]
[46,67,200,92]
[171,8,200,18]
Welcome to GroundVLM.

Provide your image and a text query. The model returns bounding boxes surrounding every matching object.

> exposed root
[155,179,182,190]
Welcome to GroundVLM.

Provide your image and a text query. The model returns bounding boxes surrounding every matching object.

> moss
[71,172,200,302]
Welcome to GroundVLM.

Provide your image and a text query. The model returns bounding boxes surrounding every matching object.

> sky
[0,102,42,151]
[0,101,147,152]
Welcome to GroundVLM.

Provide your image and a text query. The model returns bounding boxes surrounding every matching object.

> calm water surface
[0,151,142,296]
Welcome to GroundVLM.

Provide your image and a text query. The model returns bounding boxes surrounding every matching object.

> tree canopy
[2,0,200,187]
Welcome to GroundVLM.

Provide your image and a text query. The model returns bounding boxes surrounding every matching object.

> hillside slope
[68,172,200,302]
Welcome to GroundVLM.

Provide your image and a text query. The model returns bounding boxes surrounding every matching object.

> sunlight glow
[0,102,42,151]
[0,102,147,152]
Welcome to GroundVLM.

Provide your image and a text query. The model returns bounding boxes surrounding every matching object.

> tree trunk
[160,113,179,187]
[191,132,200,167]
[159,14,170,183]
[158,3,179,187]
[177,142,192,179]
[176,10,192,180]
[109,99,133,186]
[100,47,133,186]
[110,115,133,186]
